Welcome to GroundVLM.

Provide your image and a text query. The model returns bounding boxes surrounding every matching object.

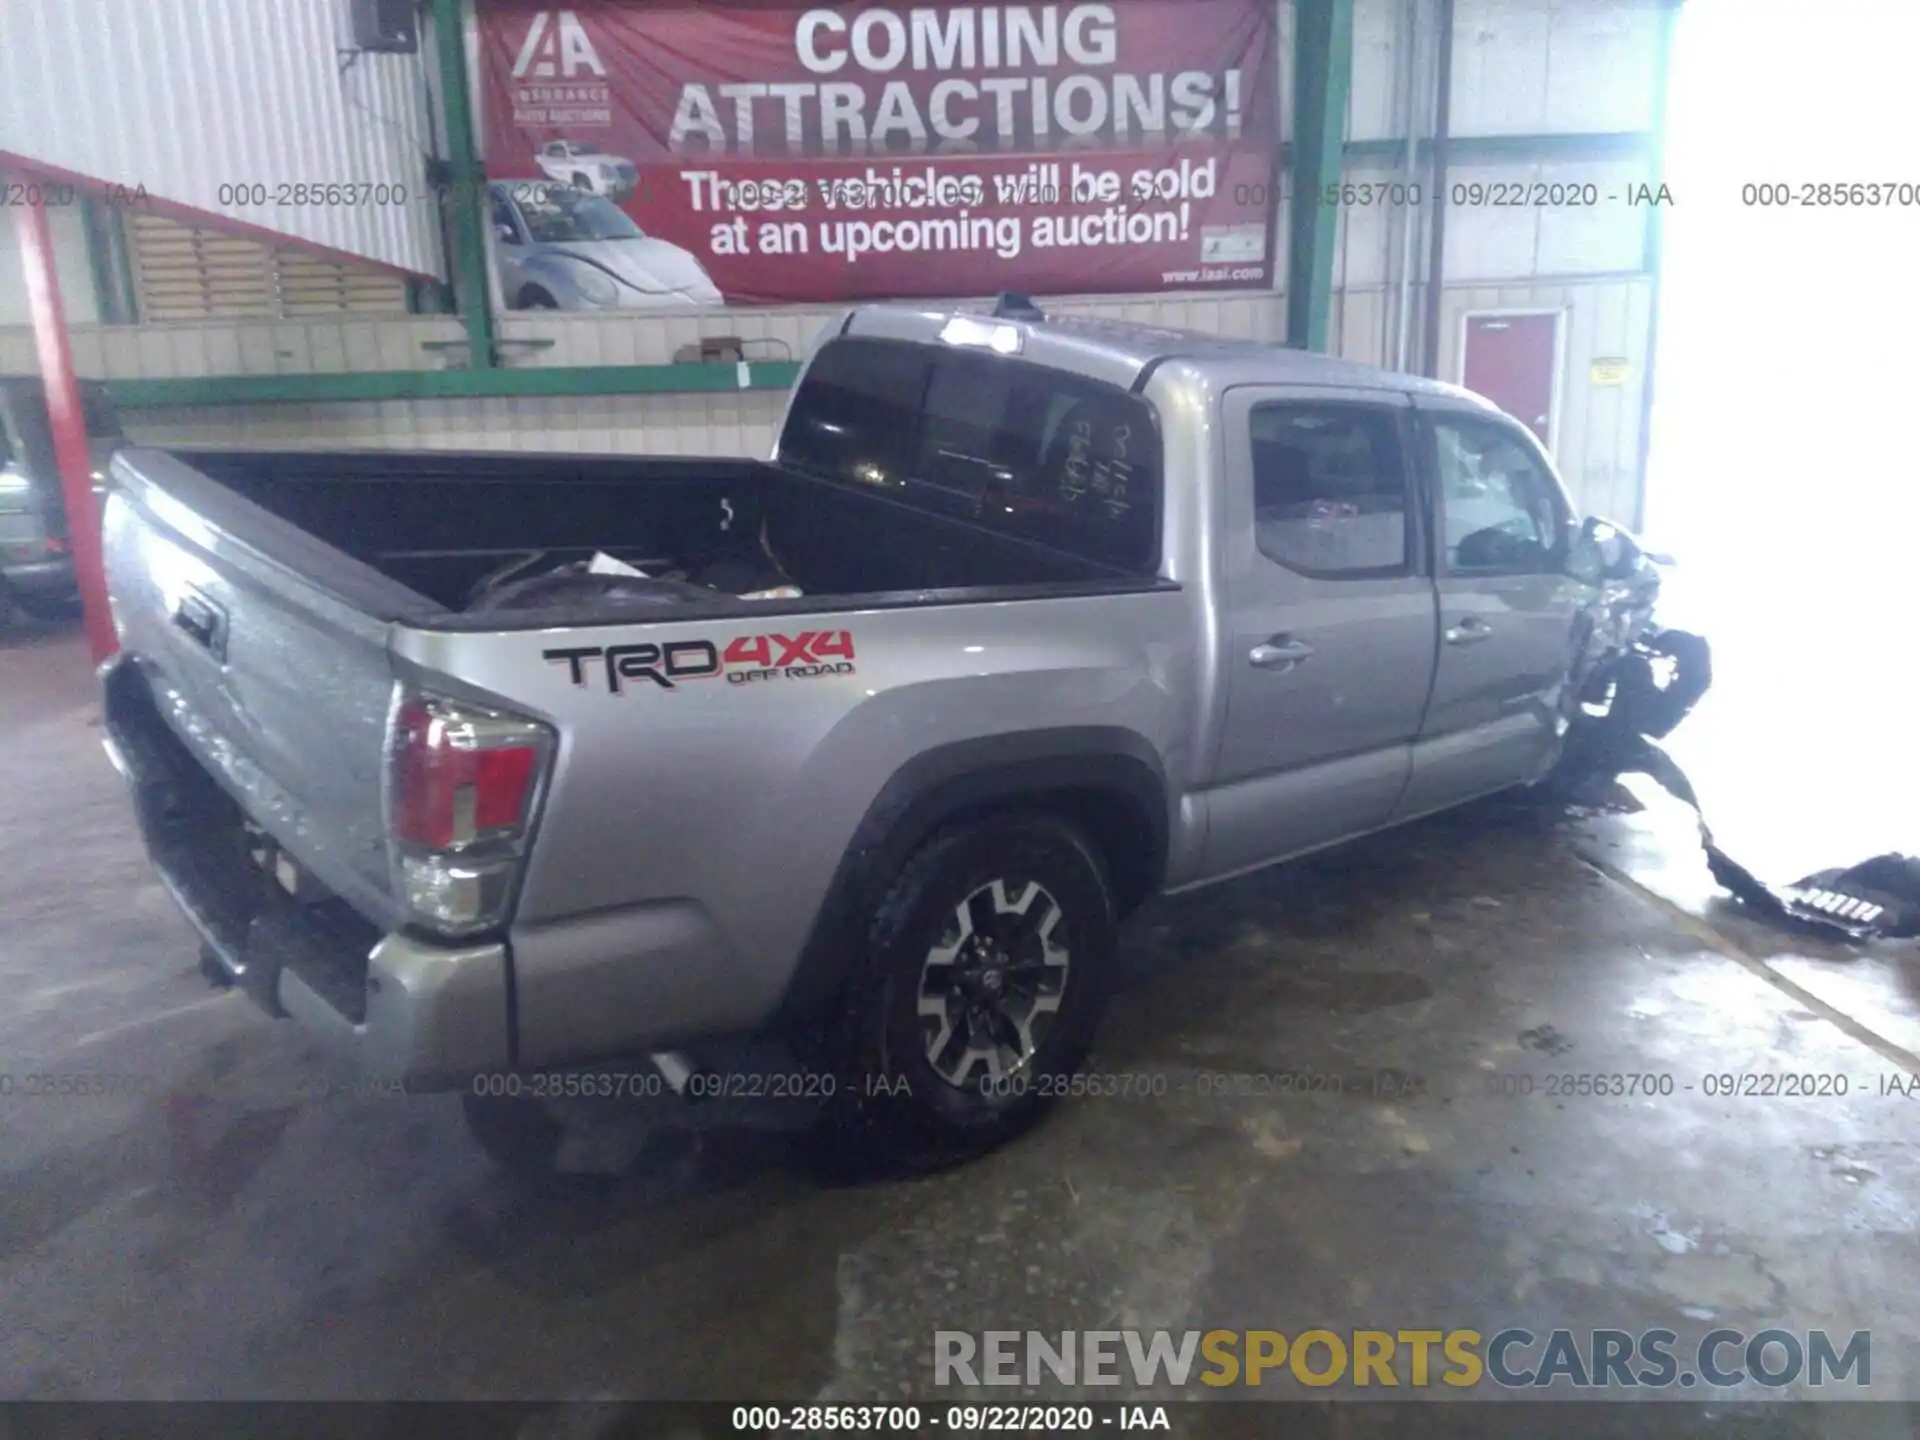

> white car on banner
[534,140,640,200]
[489,182,722,311]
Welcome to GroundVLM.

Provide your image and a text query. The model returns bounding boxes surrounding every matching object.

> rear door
[1201,386,1439,879]
[1401,400,1587,815]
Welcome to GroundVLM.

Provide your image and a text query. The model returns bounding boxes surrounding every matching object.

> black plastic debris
[1548,625,1920,942]
[1780,855,1920,939]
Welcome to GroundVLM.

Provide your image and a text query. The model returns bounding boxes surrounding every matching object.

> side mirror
[1569,516,1638,583]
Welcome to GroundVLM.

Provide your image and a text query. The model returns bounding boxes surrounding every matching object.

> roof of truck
[842,302,1493,408]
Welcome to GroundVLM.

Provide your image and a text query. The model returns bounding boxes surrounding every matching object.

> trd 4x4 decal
[545,631,857,694]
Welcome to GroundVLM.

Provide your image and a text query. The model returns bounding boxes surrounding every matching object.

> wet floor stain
[7,631,1920,1405]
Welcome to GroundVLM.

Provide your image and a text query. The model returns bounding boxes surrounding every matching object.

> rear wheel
[518,287,558,310]
[832,813,1116,1157]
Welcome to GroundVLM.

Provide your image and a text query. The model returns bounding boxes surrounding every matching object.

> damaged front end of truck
[1544,519,1920,941]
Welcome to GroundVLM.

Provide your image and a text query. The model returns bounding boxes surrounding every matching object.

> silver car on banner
[489,181,722,312]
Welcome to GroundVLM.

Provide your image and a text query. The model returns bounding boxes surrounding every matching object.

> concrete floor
[3,617,1918,1432]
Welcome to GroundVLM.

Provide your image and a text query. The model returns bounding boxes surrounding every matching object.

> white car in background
[489,182,722,311]
[535,140,639,199]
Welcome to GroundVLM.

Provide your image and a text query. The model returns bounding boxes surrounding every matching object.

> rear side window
[779,338,1161,573]
[1249,404,1410,576]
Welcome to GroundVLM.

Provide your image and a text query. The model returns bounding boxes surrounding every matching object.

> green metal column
[432,0,499,368]
[78,198,140,324]
[1285,0,1355,351]
[1633,0,1682,532]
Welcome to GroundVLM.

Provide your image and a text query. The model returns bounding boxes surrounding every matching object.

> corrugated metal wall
[0,203,100,327]
[126,215,413,320]
[0,0,1667,523]
[1353,0,1665,140]
[0,0,443,278]
[0,316,467,379]
[104,275,1649,523]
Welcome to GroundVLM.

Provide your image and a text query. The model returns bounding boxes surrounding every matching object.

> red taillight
[46,535,70,555]
[392,696,548,851]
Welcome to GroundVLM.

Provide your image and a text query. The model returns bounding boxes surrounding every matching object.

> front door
[1201,387,1439,881]
[1462,312,1560,449]
[1401,401,1589,816]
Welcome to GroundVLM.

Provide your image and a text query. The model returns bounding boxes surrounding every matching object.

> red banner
[476,1,1279,308]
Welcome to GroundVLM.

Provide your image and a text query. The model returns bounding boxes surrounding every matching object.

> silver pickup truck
[100,301,1661,1171]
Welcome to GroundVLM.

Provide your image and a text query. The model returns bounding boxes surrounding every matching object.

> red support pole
[13,182,117,663]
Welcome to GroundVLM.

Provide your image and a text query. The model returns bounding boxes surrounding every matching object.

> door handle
[1444,616,1493,646]
[1249,636,1315,670]
[172,590,229,663]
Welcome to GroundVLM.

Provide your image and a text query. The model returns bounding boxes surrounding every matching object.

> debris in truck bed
[587,551,649,578]
[464,531,802,614]
[466,564,719,613]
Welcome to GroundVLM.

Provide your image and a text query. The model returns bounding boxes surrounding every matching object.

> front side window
[1429,417,1566,573]
[1248,404,1410,576]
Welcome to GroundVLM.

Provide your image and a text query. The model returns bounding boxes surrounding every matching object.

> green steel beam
[1338,131,1655,167]
[1285,0,1356,351]
[106,361,802,409]
[78,199,140,325]
[1634,0,1683,533]
[431,0,499,368]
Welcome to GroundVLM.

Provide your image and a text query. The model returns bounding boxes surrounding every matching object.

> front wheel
[835,813,1116,1156]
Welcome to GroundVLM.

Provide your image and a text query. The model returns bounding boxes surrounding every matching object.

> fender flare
[774,727,1170,1037]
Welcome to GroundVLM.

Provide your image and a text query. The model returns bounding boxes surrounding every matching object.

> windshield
[515,188,642,243]
[552,142,589,156]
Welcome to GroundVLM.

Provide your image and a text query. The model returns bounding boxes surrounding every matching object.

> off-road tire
[831,813,1116,1158]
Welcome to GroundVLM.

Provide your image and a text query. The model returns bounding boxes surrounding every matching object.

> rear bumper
[101,655,511,1087]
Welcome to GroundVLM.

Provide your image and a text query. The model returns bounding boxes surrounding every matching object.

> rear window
[778,337,1161,573]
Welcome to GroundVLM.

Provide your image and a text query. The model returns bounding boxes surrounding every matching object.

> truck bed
[99,442,1171,949]
[166,447,1132,619]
